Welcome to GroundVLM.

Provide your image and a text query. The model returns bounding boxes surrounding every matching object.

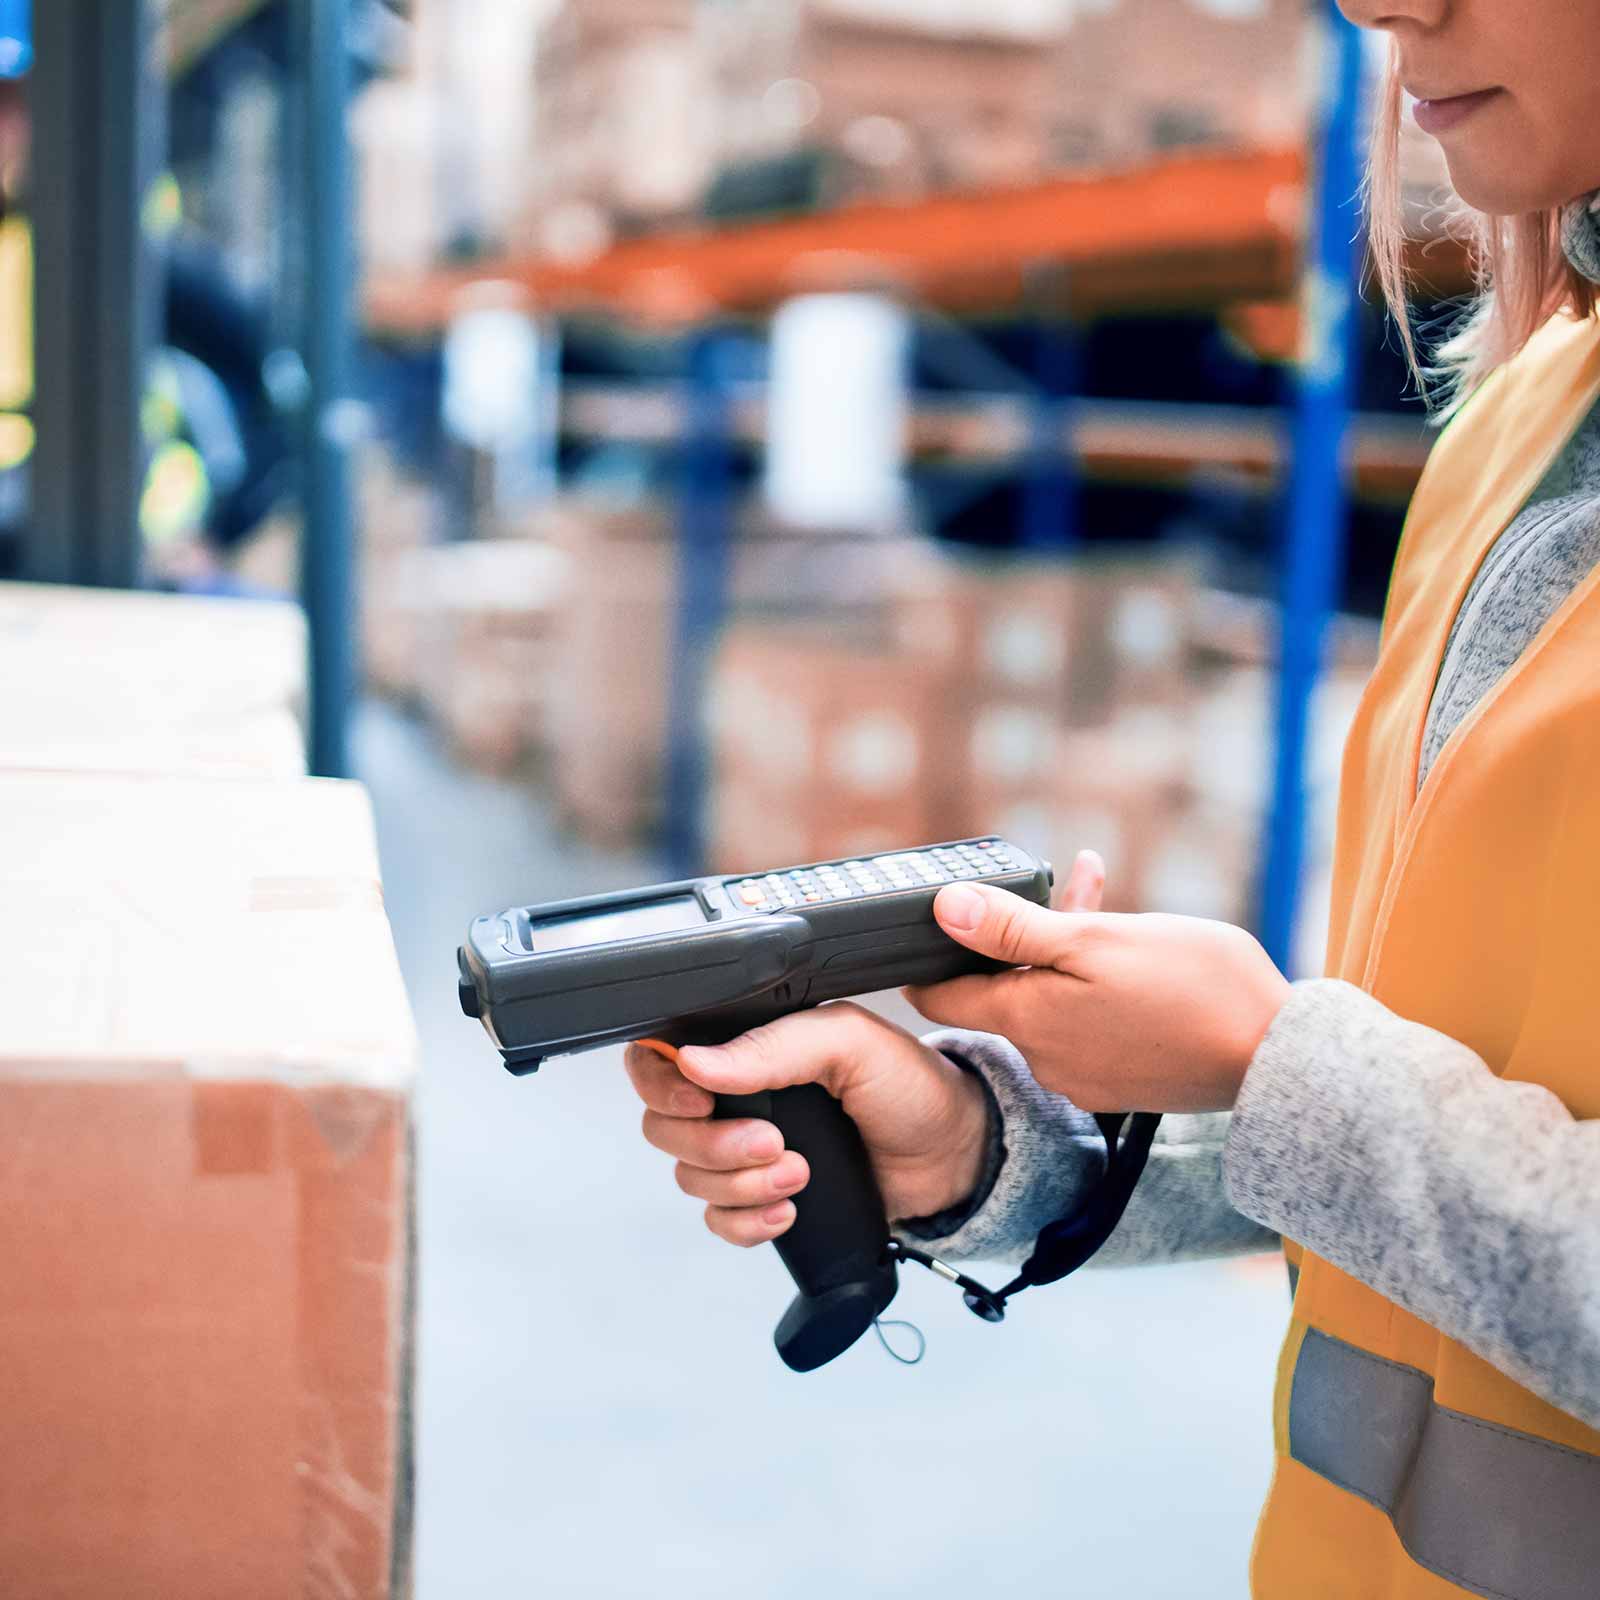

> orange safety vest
[1251,308,1600,1598]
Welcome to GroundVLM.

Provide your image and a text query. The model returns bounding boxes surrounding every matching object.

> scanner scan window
[526,895,708,953]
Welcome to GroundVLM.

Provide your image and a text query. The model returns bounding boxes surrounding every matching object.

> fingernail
[742,1129,781,1161]
[761,1201,794,1227]
[938,883,985,931]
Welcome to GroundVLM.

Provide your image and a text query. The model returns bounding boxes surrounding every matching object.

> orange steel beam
[365,146,1310,335]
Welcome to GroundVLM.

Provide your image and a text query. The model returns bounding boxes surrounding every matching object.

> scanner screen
[527,894,707,953]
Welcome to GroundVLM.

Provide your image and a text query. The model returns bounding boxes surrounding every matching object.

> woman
[628,4,1600,1595]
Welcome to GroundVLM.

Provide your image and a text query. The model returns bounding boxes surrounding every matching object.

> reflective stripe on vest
[1289,1327,1600,1600]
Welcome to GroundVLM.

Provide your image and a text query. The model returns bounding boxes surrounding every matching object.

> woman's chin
[1441,149,1564,219]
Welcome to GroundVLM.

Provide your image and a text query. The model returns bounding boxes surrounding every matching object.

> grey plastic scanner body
[456,840,1052,1369]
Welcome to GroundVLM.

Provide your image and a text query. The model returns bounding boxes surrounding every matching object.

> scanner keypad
[731,840,1023,912]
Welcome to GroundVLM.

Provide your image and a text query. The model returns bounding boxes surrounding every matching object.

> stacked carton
[1018,710,1193,913]
[544,494,937,846]
[543,499,679,845]
[521,0,1312,249]
[0,585,417,1597]
[527,0,708,253]
[1053,0,1308,166]
[706,545,1209,880]
[410,540,572,775]
[1145,662,1370,931]
[704,543,1380,968]
[0,581,306,779]
[358,449,440,701]
[709,623,949,871]
[889,549,1202,831]
[892,556,1079,852]
[706,2,1061,206]
[995,636,1372,937]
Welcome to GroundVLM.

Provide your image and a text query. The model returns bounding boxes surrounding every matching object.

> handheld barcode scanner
[458,838,1053,1371]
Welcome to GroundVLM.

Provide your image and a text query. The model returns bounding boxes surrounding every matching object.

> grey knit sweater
[901,206,1600,1434]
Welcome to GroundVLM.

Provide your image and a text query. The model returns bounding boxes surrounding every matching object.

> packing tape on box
[193,1080,405,1174]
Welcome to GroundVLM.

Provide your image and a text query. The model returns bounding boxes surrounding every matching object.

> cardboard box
[708,622,949,871]
[358,454,440,701]
[1138,795,1261,924]
[1129,663,1370,928]
[1190,587,1382,678]
[1053,0,1308,166]
[1069,549,1206,726]
[544,502,677,845]
[0,582,306,779]
[891,546,1203,725]
[0,773,416,1599]
[891,553,1080,705]
[544,495,937,847]
[529,0,710,238]
[410,540,572,775]
[976,711,1190,908]
[707,2,1060,204]
[893,547,1203,837]
[1185,663,1364,844]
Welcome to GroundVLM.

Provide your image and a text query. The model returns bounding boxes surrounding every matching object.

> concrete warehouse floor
[357,700,1289,1599]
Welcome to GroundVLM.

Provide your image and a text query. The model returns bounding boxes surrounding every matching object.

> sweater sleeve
[1223,977,1600,1431]
[894,1026,1277,1265]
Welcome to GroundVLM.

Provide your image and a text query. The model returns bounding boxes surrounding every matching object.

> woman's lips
[1412,88,1502,136]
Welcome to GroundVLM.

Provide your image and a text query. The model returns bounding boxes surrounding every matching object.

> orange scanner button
[636,1037,680,1065]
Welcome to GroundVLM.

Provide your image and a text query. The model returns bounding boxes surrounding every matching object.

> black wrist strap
[889,1110,1163,1324]
[991,1111,1162,1304]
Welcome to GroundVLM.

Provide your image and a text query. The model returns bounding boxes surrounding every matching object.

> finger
[704,1200,796,1247]
[904,969,1027,1033]
[674,1151,810,1208]
[624,1043,715,1117]
[932,881,1102,968]
[1058,849,1106,913]
[641,1108,784,1170]
[673,1001,885,1099]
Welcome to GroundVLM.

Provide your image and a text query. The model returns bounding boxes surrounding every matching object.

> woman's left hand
[904,881,1293,1114]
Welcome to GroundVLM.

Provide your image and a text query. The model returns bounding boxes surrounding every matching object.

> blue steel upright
[1259,3,1367,971]
[1019,276,1081,553]
[663,329,738,878]
[0,0,31,77]
[295,0,356,778]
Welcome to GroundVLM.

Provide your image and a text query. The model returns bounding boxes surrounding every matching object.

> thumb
[933,881,1085,967]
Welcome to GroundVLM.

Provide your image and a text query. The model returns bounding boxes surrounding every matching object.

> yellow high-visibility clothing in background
[1252,308,1600,1598]
[0,212,31,469]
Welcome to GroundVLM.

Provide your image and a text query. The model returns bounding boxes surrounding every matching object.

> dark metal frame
[291,0,356,777]
[29,0,161,587]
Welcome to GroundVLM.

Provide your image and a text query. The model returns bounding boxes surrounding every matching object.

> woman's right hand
[625,1004,992,1246]
[623,848,1107,1249]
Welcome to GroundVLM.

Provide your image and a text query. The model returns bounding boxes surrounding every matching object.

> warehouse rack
[18,0,357,778]
[19,0,1419,966]
[364,8,1391,964]
[551,384,1426,505]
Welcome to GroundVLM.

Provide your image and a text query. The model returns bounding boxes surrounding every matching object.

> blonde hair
[1365,43,1599,421]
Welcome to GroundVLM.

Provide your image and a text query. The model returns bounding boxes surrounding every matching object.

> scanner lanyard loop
[995,1110,1163,1302]
[891,1111,1163,1322]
